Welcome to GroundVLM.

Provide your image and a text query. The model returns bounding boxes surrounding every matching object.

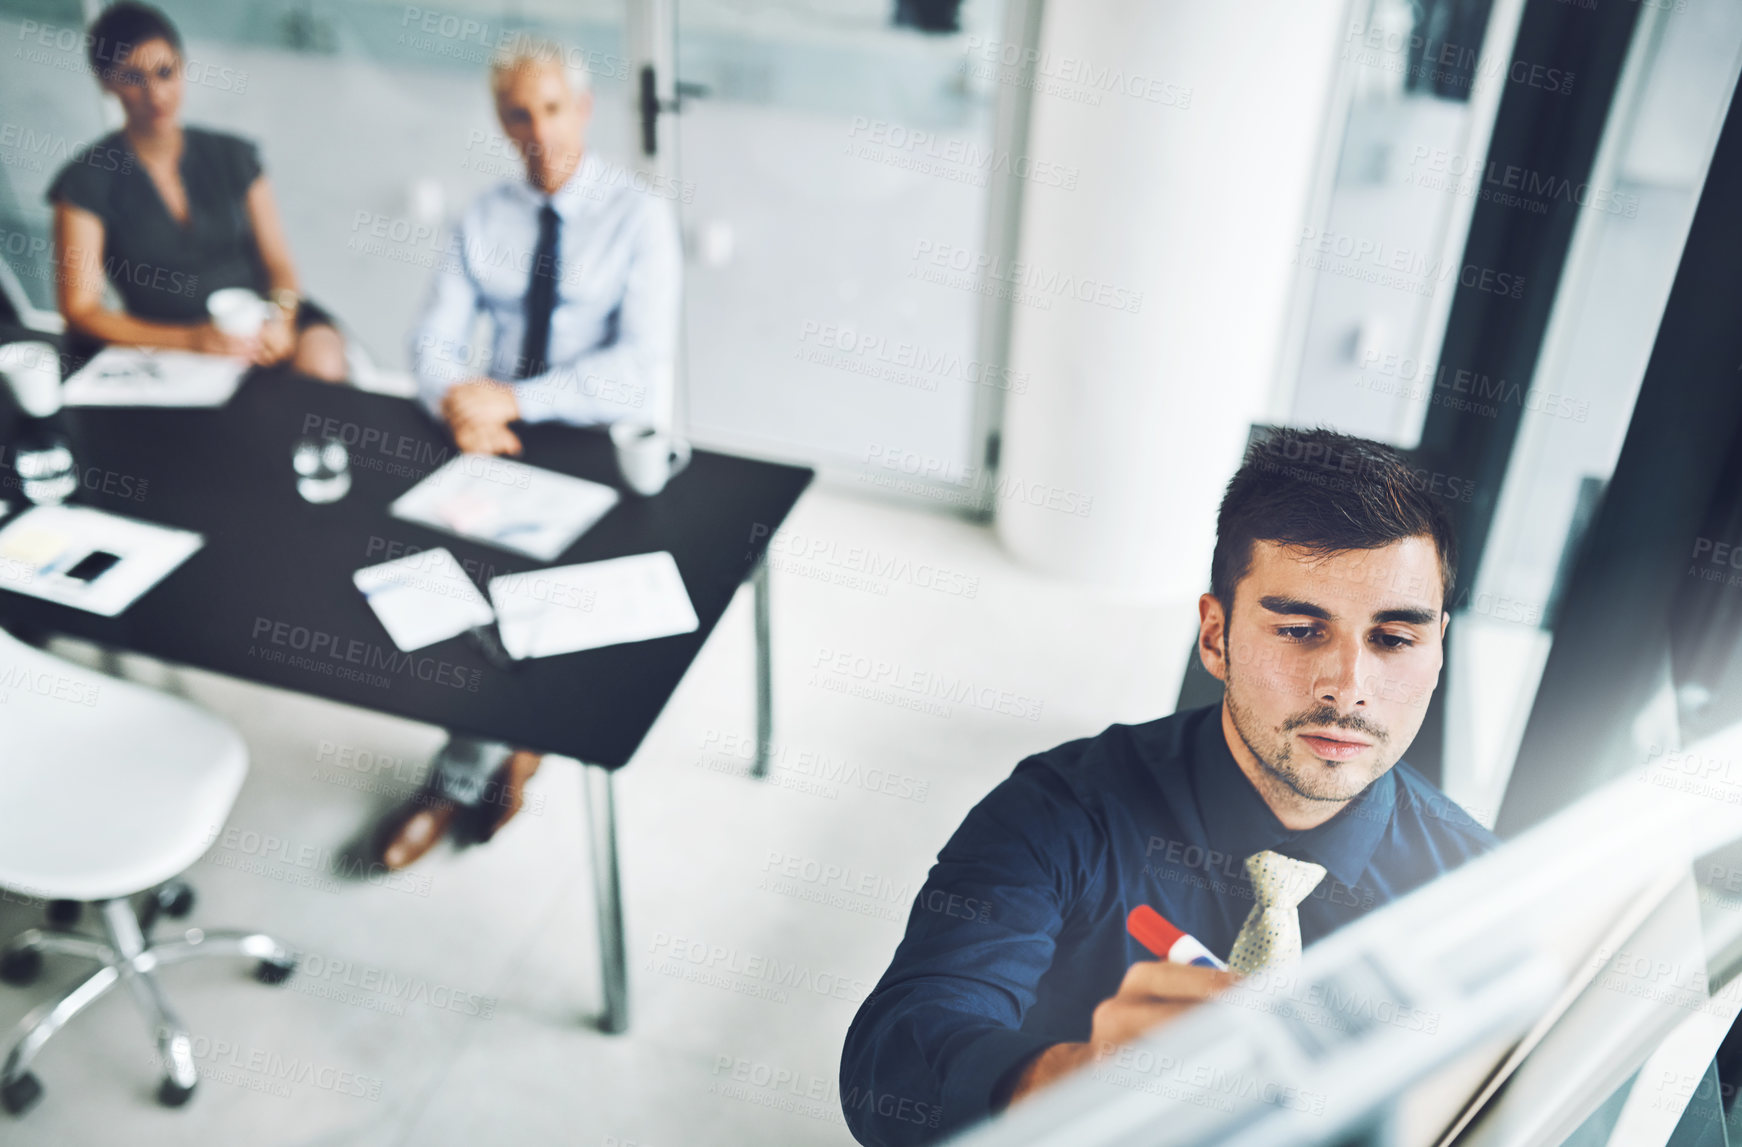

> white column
[996,0,1349,598]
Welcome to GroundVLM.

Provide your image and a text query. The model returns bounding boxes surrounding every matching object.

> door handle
[638,66,712,157]
[638,66,661,157]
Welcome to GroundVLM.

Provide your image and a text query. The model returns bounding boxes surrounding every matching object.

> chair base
[0,894,296,1116]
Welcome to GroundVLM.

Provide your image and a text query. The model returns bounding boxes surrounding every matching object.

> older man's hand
[442,378,523,456]
[452,419,522,456]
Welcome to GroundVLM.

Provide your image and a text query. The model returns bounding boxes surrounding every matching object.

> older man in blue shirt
[377,38,681,870]
[839,428,1498,1146]
[410,40,681,453]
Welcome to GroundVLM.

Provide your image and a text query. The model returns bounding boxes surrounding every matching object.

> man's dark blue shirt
[838,704,1497,1146]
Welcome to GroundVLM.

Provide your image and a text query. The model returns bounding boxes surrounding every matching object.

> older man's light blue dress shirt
[410,151,682,428]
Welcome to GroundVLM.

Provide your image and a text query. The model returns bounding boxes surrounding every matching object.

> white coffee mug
[0,340,62,418]
[610,421,692,496]
[206,288,270,337]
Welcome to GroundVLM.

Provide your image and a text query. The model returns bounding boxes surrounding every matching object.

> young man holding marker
[839,427,1497,1147]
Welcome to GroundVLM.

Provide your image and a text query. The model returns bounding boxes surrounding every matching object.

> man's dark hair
[1209,426,1459,612]
[87,2,182,74]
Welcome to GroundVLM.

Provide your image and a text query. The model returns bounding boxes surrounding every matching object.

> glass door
[668,0,1010,495]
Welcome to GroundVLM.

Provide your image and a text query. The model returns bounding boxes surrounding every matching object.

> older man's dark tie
[517,202,561,379]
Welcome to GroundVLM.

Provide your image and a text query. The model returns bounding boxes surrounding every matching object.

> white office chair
[0,628,297,1115]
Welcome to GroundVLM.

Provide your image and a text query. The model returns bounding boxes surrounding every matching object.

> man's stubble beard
[1223,641,1392,804]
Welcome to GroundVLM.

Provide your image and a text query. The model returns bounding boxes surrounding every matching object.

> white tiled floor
[0,484,1199,1146]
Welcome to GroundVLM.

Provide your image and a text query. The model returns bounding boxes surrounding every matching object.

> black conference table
[0,366,812,1034]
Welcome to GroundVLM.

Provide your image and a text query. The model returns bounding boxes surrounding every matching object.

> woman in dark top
[48,2,345,380]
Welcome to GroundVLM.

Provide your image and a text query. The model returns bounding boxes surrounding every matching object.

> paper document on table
[354,547,495,652]
[389,455,619,562]
[62,347,248,407]
[489,551,698,660]
[0,504,203,616]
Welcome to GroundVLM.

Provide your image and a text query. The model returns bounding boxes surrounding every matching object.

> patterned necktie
[1227,851,1327,974]
[517,202,561,379]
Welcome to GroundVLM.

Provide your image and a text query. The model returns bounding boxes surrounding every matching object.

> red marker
[1127,905,1228,970]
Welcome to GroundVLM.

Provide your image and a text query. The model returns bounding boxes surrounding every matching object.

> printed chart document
[0,504,203,616]
[390,455,620,562]
[353,547,495,652]
[489,551,698,660]
[62,347,249,408]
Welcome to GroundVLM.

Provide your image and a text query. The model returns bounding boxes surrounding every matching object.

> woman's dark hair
[1209,426,1460,612]
[87,2,182,76]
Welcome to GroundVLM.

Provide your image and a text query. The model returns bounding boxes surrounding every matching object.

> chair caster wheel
[45,900,80,928]
[254,957,295,985]
[1,1072,42,1116]
[156,1076,195,1107]
[140,883,195,932]
[157,883,195,919]
[0,948,41,987]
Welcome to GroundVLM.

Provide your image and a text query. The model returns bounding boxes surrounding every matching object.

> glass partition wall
[1276,0,1742,823]
[0,0,634,351]
[0,0,1014,502]
[1461,0,1742,817]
